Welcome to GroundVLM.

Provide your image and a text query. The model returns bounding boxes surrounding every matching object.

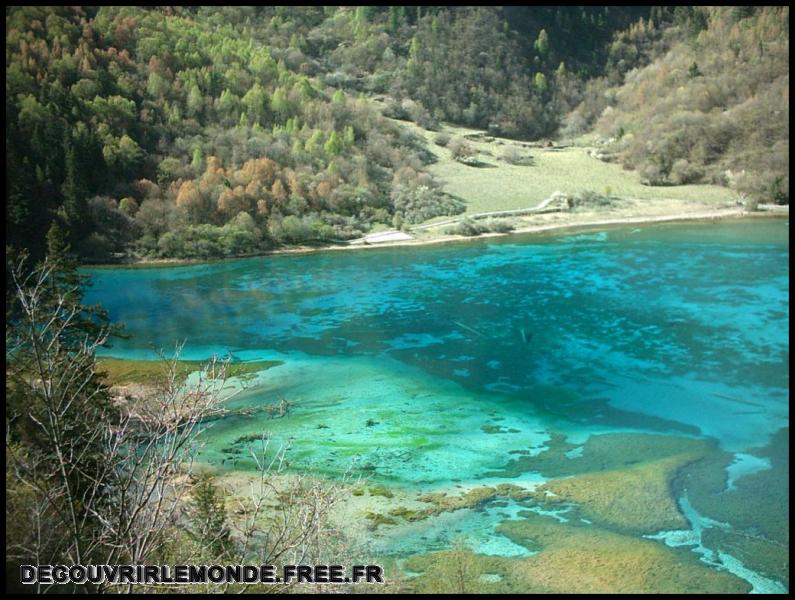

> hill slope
[5,6,788,262]
[573,6,789,204]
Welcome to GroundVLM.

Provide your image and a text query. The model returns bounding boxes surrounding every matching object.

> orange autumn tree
[175,180,207,223]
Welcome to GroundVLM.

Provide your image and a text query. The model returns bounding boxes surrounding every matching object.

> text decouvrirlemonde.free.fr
[21,564,385,585]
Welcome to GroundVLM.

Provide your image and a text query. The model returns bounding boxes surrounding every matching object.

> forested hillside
[6,6,453,261]
[576,6,789,203]
[305,6,650,138]
[5,6,789,262]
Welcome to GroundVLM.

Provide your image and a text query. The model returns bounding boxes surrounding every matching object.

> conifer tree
[535,29,550,57]
[324,131,342,157]
[61,135,88,243]
[188,474,234,559]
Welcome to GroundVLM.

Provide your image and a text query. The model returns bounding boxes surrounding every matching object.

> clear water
[83,219,789,592]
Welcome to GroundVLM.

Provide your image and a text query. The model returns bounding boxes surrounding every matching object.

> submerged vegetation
[5,246,352,593]
[6,217,789,592]
[97,356,282,385]
[5,5,789,596]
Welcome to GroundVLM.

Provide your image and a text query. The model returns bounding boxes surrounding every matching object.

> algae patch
[535,453,703,534]
[487,431,715,479]
[98,357,282,386]
[400,511,750,594]
[369,485,395,499]
[673,427,789,587]
[364,511,398,530]
[494,512,751,594]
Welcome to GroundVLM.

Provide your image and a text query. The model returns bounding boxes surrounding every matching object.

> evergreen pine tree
[61,134,89,243]
[324,131,343,157]
[534,29,550,57]
[389,6,400,33]
[188,474,234,559]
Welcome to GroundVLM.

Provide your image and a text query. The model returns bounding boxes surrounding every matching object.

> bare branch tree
[7,252,360,594]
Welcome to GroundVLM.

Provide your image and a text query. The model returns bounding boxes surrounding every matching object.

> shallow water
[84,219,789,592]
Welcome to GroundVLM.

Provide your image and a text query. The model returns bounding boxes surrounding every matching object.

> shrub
[500,145,521,164]
[639,163,668,186]
[390,167,464,224]
[669,159,704,185]
[119,197,140,217]
[157,157,186,183]
[401,99,438,130]
[500,146,534,165]
[268,214,340,244]
[272,215,311,244]
[155,222,261,258]
[445,218,483,236]
[444,217,516,237]
[769,175,789,205]
[482,218,515,233]
[448,137,476,161]
[734,171,789,205]
[157,231,183,257]
[434,132,451,147]
[382,98,410,121]
[567,190,615,209]
[392,185,464,224]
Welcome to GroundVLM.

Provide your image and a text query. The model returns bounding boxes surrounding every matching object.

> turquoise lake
[84,219,789,593]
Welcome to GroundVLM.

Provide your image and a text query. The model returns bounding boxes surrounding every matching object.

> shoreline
[85,206,787,269]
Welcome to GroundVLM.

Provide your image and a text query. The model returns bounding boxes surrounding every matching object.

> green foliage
[186,84,204,117]
[191,147,204,173]
[267,213,336,245]
[391,173,465,224]
[324,131,342,157]
[4,5,786,262]
[242,82,269,125]
[46,221,70,260]
[5,6,450,258]
[534,72,549,94]
[444,217,514,237]
[534,29,550,57]
[158,157,183,184]
[118,197,139,216]
[448,137,476,161]
[102,134,144,176]
[61,136,89,242]
[188,474,234,560]
[343,125,355,147]
[270,87,290,120]
[157,221,261,259]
